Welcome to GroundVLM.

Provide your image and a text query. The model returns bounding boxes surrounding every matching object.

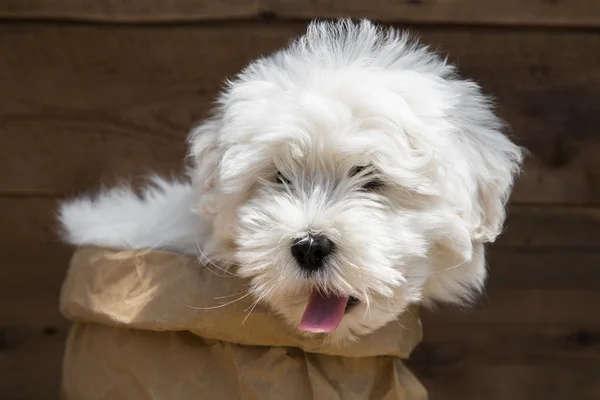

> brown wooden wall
[1,1,599,399]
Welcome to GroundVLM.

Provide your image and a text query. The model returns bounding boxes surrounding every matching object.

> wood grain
[0,0,259,22]
[410,299,600,399]
[1,0,599,27]
[274,0,600,28]
[0,240,71,400]
[0,323,69,400]
[410,357,600,400]
[496,206,600,248]
[1,23,599,203]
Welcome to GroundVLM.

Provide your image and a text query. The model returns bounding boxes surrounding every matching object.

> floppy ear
[422,130,523,304]
[471,152,522,243]
[464,126,524,243]
[187,115,222,219]
[421,84,524,305]
[450,83,525,244]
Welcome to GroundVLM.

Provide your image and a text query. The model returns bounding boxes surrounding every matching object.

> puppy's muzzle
[291,234,333,272]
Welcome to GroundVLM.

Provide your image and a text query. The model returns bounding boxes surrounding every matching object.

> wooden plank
[496,206,600,248]
[0,0,258,23]
[1,245,71,318]
[486,248,600,291]
[0,23,288,197]
[411,321,600,367]
[0,0,259,22]
[0,121,189,197]
[1,24,599,203]
[1,0,599,28]
[410,359,600,400]
[423,289,599,326]
[0,198,65,245]
[273,0,600,29]
[0,324,69,400]
[0,243,71,400]
[409,309,600,399]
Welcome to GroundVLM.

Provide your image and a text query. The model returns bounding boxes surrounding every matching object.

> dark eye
[362,179,384,191]
[275,171,291,185]
[349,165,366,177]
[350,165,384,191]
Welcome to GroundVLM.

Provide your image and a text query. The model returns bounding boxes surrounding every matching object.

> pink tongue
[299,290,349,333]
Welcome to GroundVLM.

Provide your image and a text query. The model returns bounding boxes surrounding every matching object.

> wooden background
[1,1,599,399]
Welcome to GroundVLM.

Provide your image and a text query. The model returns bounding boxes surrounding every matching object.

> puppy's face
[234,147,433,342]
[191,21,523,343]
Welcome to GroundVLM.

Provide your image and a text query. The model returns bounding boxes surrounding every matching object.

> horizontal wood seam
[0,15,599,31]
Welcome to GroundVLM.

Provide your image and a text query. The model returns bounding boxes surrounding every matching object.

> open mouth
[298,291,360,333]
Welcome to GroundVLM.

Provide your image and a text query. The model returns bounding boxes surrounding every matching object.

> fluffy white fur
[58,176,206,255]
[59,19,524,343]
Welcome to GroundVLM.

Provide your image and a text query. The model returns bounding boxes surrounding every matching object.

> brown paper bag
[59,246,428,399]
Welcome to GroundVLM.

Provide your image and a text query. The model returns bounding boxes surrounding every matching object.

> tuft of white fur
[60,19,524,344]
[58,176,205,255]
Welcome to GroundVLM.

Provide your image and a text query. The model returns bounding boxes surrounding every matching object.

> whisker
[411,258,469,278]
[242,288,270,324]
[196,262,230,278]
[386,298,411,331]
[179,292,251,310]
[277,236,289,248]
[195,240,236,277]
[403,305,418,322]
[214,291,247,300]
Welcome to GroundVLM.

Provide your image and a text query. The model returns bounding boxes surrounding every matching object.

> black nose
[291,234,333,272]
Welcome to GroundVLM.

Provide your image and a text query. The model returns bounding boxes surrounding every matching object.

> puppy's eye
[275,171,291,185]
[349,165,367,177]
[350,165,384,191]
[362,179,384,191]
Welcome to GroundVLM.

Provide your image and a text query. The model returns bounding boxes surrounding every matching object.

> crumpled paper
[59,246,427,399]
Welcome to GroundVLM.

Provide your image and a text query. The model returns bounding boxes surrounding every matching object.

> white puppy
[60,19,524,343]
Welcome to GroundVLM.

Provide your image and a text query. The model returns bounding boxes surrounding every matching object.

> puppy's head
[190,20,524,343]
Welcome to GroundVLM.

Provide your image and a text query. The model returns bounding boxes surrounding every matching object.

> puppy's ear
[423,100,524,305]
[452,86,525,244]
[470,151,521,243]
[187,115,222,219]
